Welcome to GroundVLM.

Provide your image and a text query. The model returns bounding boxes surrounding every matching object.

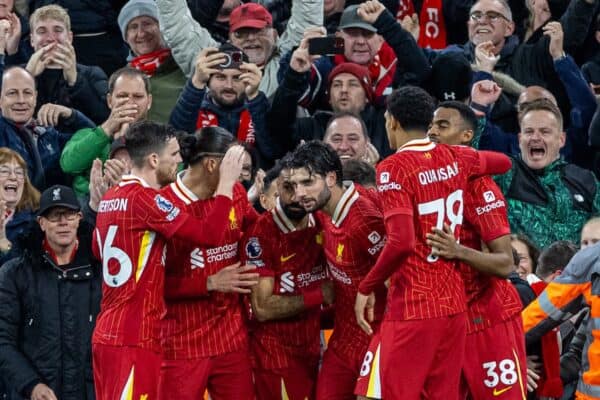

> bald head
[581,217,600,249]
[518,86,557,109]
[0,67,36,124]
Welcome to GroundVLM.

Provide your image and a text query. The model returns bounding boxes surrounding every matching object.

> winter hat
[427,51,472,102]
[328,62,374,102]
[118,0,160,41]
[338,4,377,32]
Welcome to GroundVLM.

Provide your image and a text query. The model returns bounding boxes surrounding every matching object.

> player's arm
[426,225,513,277]
[251,278,334,322]
[476,150,512,176]
[165,262,260,300]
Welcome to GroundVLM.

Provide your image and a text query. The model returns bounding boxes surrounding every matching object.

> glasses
[469,11,510,23]
[44,209,79,222]
[0,166,25,180]
[232,27,271,40]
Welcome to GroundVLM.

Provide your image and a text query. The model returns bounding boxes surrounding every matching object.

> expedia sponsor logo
[377,182,401,192]
[476,200,506,215]
[368,235,387,255]
[328,261,352,285]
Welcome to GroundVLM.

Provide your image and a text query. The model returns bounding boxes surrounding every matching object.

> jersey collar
[397,137,436,153]
[168,171,199,205]
[331,182,359,228]
[272,197,315,234]
[119,174,151,188]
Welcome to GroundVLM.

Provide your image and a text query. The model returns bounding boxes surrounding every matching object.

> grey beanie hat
[118,0,159,40]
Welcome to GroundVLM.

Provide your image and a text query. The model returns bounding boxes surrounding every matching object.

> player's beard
[281,201,307,221]
[302,186,331,213]
[156,165,177,187]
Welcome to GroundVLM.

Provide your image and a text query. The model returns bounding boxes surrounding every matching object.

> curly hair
[288,141,343,187]
[386,86,435,132]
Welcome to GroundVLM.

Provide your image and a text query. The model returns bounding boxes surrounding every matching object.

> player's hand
[322,280,335,306]
[31,383,58,400]
[88,158,106,211]
[526,355,541,392]
[357,0,386,24]
[425,223,461,260]
[355,291,375,335]
[207,262,260,293]
[246,168,265,203]
[239,62,262,100]
[215,145,245,199]
[475,41,499,73]
[37,103,72,126]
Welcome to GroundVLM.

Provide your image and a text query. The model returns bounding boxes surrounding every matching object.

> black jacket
[0,222,101,400]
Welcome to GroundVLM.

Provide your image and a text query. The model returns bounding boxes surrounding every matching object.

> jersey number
[360,351,374,377]
[417,189,464,262]
[97,225,133,287]
[482,359,517,388]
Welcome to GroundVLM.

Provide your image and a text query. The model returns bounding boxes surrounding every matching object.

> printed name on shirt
[378,171,401,192]
[418,162,459,186]
[98,198,128,213]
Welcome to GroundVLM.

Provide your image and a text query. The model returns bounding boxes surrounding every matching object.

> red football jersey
[375,138,485,321]
[242,199,326,370]
[92,175,189,352]
[161,176,256,359]
[318,183,388,367]
[460,176,522,334]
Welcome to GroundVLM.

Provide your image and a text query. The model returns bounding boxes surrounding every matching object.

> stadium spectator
[156,0,323,97]
[511,233,540,283]
[580,216,600,249]
[8,5,110,125]
[536,240,578,283]
[495,99,600,248]
[257,162,280,212]
[61,67,151,198]
[118,0,186,123]
[342,158,376,189]
[0,0,32,67]
[0,66,94,190]
[582,14,600,90]
[0,184,101,400]
[323,112,379,165]
[169,44,275,167]
[186,0,241,44]
[28,0,128,76]
[0,148,39,265]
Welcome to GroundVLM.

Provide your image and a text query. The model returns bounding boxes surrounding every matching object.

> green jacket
[60,126,110,197]
[495,157,600,248]
[146,56,186,123]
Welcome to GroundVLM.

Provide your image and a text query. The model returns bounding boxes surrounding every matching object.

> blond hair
[29,4,71,32]
[0,148,40,212]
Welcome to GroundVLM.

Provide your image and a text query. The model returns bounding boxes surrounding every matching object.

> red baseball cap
[229,3,273,32]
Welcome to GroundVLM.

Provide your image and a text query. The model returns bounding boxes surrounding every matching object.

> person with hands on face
[60,67,151,199]
[170,43,276,168]
[6,5,109,125]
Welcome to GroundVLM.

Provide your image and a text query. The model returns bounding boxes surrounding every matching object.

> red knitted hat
[328,62,373,103]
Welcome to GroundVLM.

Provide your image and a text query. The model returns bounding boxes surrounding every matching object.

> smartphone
[308,36,345,56]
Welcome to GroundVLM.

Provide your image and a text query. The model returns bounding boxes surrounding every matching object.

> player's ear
[148,153,159,169]
[325,171,337,188]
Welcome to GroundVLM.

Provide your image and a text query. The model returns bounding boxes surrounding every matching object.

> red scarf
[43,238,79,267]
[396,0,447,49]
[333,41,397,100]
[130,48,172,77]
[196,109,255,144]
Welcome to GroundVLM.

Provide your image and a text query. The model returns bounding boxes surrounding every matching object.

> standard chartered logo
[280,272,295,293]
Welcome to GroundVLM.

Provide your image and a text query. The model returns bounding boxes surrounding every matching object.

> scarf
[196,109,255,144]
[130,48,172,77]
[43,237,79,267]
[396,0,447,49]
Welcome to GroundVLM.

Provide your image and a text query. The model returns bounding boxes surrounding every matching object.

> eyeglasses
[232,27,271,40]
[44,209,80,222]
[469,11,510,23]
[0,166,25,180]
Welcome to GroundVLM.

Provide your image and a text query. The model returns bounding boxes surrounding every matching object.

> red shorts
[316,348,359,400]
[254,364,318,400]
[158,350,254,400]
[380,313,467,400]
[354,332,382,399]
[93,343,161,400]
[461,315,527,400]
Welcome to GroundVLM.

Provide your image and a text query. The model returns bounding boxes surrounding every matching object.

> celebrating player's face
[278,169,308,220]
[156,137,182,187]
[289,167,330,213]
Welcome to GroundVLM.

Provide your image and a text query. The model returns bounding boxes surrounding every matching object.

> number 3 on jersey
[483,359,517,388]
[417,189,464,262]
[96,225,133,287]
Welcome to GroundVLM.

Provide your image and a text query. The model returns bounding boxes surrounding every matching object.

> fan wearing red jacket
[157,127,260,400]
[92,122,244,400]
[242,157,332,400]
[287,141,388,400]
[355,87,512,399]
[426,102,526,400]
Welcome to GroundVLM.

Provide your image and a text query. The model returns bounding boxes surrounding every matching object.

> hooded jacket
[0,221,101,400]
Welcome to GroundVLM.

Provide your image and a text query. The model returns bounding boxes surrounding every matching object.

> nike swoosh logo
[493,386,512,396]
[280,254,296,262]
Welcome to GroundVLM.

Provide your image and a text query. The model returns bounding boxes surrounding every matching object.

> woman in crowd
[511,233,541,284]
